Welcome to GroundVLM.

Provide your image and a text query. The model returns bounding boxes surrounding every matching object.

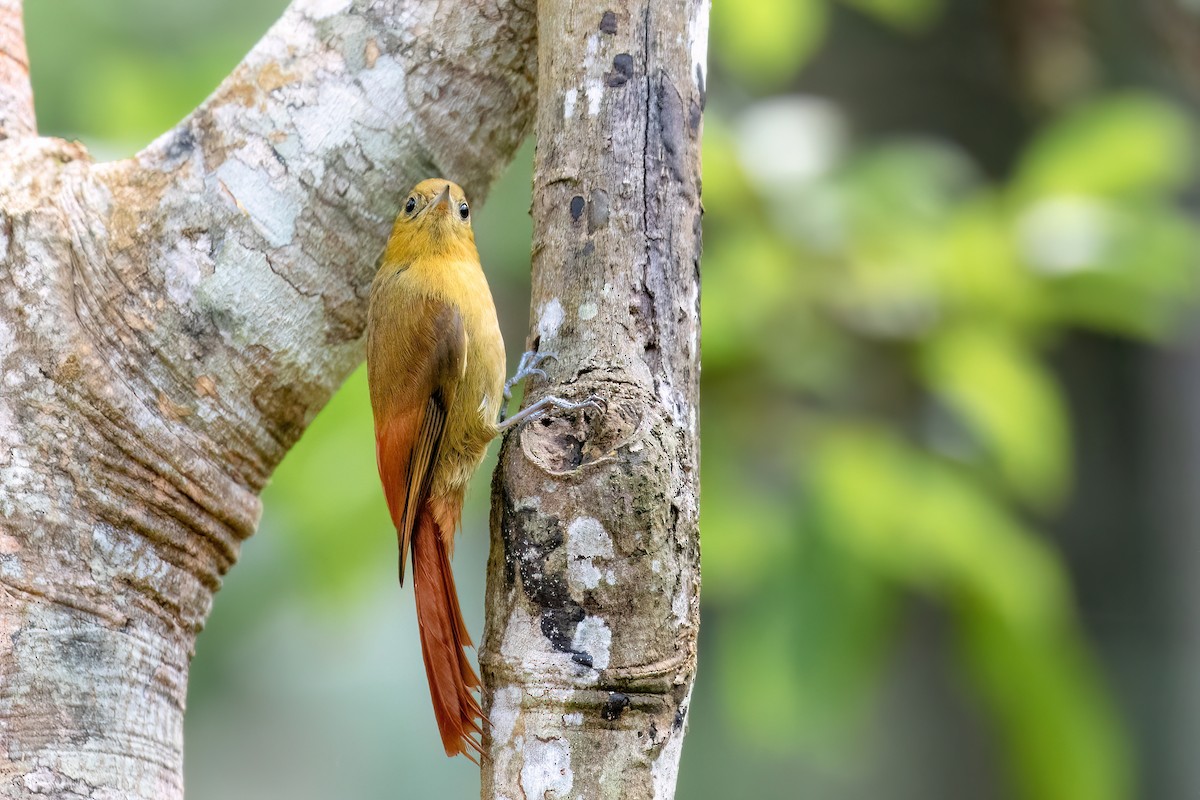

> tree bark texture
[0,0,535,796]
[0,0,34,141]
[479,0,706,798]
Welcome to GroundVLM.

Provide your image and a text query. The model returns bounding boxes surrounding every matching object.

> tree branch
[0,1,535,797]
[480,0,706,797]
[0,0,34,139]
[93,0,538,493]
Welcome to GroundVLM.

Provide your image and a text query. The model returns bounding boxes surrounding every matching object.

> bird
[366,179,599,759]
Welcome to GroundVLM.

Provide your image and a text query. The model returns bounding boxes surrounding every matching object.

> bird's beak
[429,184,452,214]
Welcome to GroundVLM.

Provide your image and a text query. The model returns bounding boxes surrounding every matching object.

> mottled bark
[0,0,535,797]
[479,0,705,798]
[0,0,34,140]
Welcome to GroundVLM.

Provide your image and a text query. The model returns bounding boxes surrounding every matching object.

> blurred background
[25,0,1200,797]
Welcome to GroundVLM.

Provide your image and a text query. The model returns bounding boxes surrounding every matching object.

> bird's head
[385,178,475,262]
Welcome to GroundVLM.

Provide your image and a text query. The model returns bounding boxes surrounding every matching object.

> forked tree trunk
[480,0,706,797]
[0,0,535,796]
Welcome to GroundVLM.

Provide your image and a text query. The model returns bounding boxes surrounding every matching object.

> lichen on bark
[480,1,707,798]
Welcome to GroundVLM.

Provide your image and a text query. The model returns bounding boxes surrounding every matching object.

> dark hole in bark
[602,692,630,721]
[673,705,687,731]
[523,413,592,472]
[605,54,634,88]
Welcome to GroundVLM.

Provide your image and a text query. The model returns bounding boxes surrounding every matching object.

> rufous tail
[412,500,483,760]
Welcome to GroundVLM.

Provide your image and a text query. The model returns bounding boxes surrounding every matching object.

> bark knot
[516,388,640,476]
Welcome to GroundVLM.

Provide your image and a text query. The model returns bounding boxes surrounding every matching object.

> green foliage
[840,0,944,32]
[710,0,947,90]
[812,429,1070,632]
[702,88,1197,798]
[711,0,828,90]
[920,327,1069,509]
[261,367,393,602]
[1014,94,1195,199]
[25,0,288,154]
[1008,96,1199,338]
[958,601,1134,800]
[718,534,895,755]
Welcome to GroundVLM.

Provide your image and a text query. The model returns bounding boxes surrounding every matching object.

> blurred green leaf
[839,140,979,237]
[699,465,797,601]
[839,0,945,33]
[1014,94,1195,199]
[812,428,1131,799]
[699,384,806,599]
[1031,202,1200,338]
[26,0,286,155]
[699,115,759,225]
[920,327,1070,508]
[811,428,1068,634]
[718,536,895,754]
[711,0,828,89]
[957,602,1134,800]
[262,366,393,604]
[941,196,1049,330]
[822,142,982,340]
[74,55,204,147]
[702,224,803,367]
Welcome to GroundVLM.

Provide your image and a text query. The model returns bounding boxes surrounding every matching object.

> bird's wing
[368,295,466,585]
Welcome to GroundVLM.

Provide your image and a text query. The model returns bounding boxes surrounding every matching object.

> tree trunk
[479,0,706,797]
[0,0,535,796]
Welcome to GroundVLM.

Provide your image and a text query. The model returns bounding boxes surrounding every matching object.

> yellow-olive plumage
[366,179,504,760]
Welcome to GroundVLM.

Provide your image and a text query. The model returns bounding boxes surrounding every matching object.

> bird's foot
[503,350,557,401]
[499,351,559,423]
[496,393,606,432]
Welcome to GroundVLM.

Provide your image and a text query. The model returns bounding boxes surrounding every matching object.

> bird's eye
[458,202,470,220]
[405,196,417,214]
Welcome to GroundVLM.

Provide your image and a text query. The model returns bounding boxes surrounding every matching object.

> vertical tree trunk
[479,0,706,797]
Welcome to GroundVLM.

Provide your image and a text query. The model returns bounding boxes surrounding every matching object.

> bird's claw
[579,395,606,413]
[503,350,558,400]
[546,394,605,415]
[496,391,606,431]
